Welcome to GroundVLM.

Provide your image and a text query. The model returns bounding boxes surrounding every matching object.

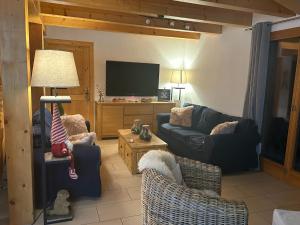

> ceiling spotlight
[169,21,175,27]
[145,18,151,25]
[185,24,191,30]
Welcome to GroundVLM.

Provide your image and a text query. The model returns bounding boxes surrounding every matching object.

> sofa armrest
[156,113,170,127]
[204,132,259,172]
[73,144,101,164]
[175,155,221,194]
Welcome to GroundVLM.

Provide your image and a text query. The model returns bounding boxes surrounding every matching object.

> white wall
[45,14,278,116]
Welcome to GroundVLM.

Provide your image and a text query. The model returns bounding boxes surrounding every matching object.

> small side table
[272,209,300,225]
[40,96,72,225]
[44,152,73,224]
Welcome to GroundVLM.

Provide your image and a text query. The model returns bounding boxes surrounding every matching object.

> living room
[1,0,300,225]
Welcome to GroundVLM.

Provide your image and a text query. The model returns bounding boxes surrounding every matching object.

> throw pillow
[210,121,238,135]
[138,150,184,185]
[69,132,96,146]
[169,106,193,127]
[61,114,88,136]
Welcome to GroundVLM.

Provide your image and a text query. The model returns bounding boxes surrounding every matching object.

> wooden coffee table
[118,129,167,174]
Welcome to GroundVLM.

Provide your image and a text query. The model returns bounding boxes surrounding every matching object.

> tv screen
[106,60,159,96]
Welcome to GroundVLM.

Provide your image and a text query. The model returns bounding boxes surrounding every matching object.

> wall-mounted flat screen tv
[106,60,160,96]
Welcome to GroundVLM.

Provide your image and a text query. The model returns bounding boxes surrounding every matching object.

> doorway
[44,39,95,130]
[262,36,300,187]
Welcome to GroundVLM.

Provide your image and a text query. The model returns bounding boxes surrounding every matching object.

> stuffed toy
[51,103,78,180]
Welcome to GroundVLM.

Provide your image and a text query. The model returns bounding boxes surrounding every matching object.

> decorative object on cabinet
[139,125,152,141]
[131,119,142,134]
[96,85,105,103]
[157,89,171,102]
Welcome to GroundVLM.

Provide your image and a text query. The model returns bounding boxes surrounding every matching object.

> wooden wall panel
[29,23,44,114]
[0,0,34,224]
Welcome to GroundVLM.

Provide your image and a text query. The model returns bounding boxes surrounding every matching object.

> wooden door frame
[44,38,95,130]
[262,30,300,187]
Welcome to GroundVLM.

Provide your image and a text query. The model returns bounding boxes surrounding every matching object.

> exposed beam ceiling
[40,0,253,26]
[273,0,300,14]
[174,0,294,17]
[28,0,43,24]
[40,2,222,34]
[41,14,202,39]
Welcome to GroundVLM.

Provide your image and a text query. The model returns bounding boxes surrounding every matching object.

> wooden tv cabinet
[95,101,175,139]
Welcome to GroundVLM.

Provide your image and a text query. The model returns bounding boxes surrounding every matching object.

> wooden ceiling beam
[28,0,43,24]
[174,0,294,17]
[40,0,253,26]
[41,14,202,39]
[273,0,300,14]
[40,2,222,34]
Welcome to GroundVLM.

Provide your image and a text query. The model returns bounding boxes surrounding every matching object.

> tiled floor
[32,139,300,225]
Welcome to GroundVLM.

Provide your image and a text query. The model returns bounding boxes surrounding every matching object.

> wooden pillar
[0,0,34,224]
[29,23,44,114]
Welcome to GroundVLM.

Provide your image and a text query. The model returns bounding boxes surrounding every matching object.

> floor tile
[127,186,141,200]
[122,215,142,225]
[97,200,141,221]
[87,219,122,225]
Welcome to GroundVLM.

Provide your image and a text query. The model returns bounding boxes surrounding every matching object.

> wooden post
[0,0,34,224]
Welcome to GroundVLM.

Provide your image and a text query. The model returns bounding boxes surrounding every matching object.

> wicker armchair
[141,156,248,225]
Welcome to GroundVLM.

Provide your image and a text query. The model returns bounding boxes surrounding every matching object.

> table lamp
[171,69,187,101]
[31,49,79,225]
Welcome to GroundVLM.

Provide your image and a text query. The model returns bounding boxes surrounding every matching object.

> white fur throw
[138,150,183,185]
[138,150,220,198]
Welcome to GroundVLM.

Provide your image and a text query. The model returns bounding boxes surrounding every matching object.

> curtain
[243,22,272,132]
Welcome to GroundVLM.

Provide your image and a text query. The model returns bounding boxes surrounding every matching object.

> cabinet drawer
[124,115,153,125]
[124,105,153,115]
[154,104,175,113]
[102,106,124,135]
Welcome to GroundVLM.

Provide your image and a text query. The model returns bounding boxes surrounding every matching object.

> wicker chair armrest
[175,156,222,194]
[142,169,248,225]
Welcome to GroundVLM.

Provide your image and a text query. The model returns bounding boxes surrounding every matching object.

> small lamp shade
[171,70,187,84]
[31,50,79,88]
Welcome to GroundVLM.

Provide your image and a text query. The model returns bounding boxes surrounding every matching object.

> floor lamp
[31,50,79,225]
[171,69,187,101]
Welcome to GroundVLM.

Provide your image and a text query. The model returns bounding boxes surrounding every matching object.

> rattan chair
[141,156,248,225]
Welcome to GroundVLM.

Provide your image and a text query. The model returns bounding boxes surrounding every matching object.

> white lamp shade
[31,50,80,88]
[171,70,187,84]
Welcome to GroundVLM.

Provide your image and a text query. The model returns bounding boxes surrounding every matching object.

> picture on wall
[157,89,171,102]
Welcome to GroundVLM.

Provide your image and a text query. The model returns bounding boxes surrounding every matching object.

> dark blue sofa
[33,110,101,208]
[157,104,260,173]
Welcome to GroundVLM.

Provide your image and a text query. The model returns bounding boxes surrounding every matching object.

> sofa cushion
[170,128,206,143]
[160,123,182,135]
[197,108,222,134]
[183,103,207,128]
[61,114,88,136]
[210,121,238,135]
[169,106,193,127]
